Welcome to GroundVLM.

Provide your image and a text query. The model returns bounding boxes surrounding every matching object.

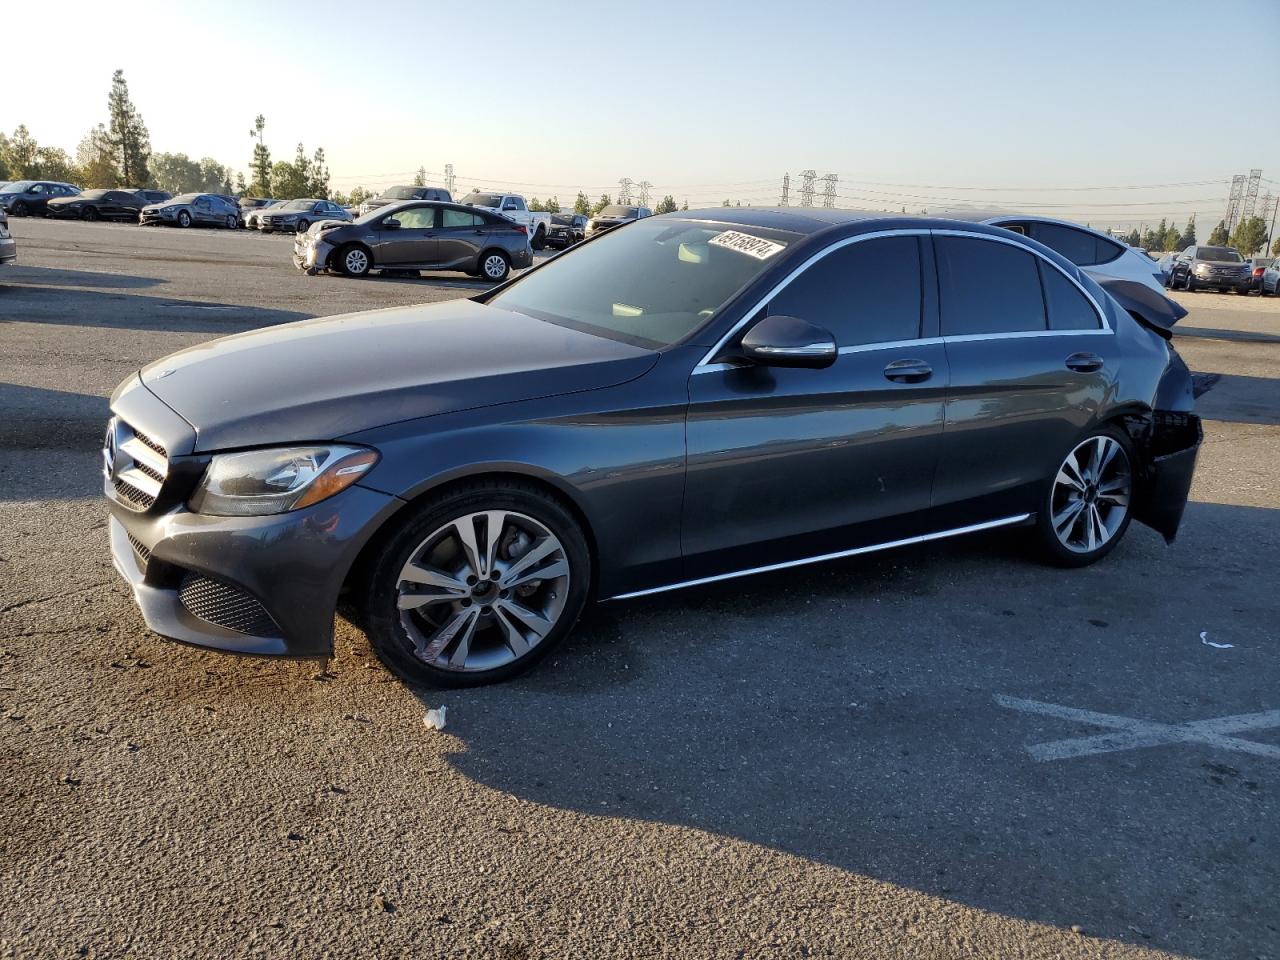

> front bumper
[104,378,403,657]
[293,236,335,273]
[1191,271,1251,290]
[140,210,177,225]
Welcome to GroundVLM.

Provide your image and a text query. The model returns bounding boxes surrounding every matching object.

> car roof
[669,206,1036,241]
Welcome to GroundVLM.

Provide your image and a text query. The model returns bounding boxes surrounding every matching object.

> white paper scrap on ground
[1200,631,1234,649]
[423,706,448,730]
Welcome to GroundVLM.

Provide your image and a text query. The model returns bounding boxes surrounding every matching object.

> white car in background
[459,192,552,250]
[984,215,1168,295]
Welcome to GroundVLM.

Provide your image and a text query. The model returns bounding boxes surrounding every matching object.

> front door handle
[883,358,933,383]
[1065,352,1104,373]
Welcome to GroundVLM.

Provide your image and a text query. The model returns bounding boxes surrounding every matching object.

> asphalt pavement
[1,218,1278,959]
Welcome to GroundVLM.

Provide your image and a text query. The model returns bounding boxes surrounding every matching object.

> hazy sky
[7,0,1279,232]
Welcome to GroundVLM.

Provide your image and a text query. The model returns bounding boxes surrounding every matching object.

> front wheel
[10,201,28,217]
[480,251,511,281]
[296,220,309,234]
[1032,427,1134,568]
[1183,272,1195,292]
[82,207,100,222]
[226,215,238,229]
[360,481,591,687]
[338,244,371,277]
[530,226,546,251]
[177,210,192,228]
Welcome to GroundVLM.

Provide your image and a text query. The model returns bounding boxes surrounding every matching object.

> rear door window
[1031,222,1124,266]
[767,236,923,347]
[1040,264,1101,330]
[936,236,1046,336]
[442,208,482,228]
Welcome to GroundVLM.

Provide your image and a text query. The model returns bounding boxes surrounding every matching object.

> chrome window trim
[693,226,1111,372]
[607,514,1032,601]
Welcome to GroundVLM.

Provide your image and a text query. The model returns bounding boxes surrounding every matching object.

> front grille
[107,421,169,512]
[126,532,151,569]
[179,574,280,637]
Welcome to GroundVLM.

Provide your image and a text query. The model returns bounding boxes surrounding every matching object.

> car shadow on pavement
[0,283,310,335]
[0,389,108,500]
[432,503,1280,959]
[0,265,167,291]
[1177,326,1280,345]
[1192,372,1280,426]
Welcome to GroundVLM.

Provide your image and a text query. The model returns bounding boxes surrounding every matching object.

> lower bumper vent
[179,574,280,637]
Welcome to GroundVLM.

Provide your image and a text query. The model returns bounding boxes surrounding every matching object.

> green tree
[1124,228,1141,247]
[681,199,688,211]
[150,152,203,194]
[1178,215,1196,251]
[74,124,118,187]
[107,70,150,186]
[3,125,40,179]
[1207,219,1229,245]
[234,171,247,194]
[1153,218,1168,251]
[348,186,373,206]
[1163,223,1182,252]
[34,147,76,183]
[573,191,590,216]
[1273,236,1280,256]
[1140,227,1157,251]
[529,197,542,211]
[722,198,731,207]
[306,147,330,198]
[271,158,308,199]
[654,195,677,214]
[199,157,231,193]
[412,166,427,187]
[248,115,271,195]
[590,193,612,216]
[1228,216,1268,256]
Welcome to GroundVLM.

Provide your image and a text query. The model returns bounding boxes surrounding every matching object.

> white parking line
[994,694,1280,762]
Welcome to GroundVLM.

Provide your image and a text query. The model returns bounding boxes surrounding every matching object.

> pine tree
[1207,220,1229,245]
[1228,216,1267,256]
[75,124,118,187]
[654,195,678,214]
[412,166,427,187]
[573,191,590,216]
[1179,215,1196,251]
[591,194,611,216]
[107,70,150,186]
[248,115,271,196]
[307,147,330,198]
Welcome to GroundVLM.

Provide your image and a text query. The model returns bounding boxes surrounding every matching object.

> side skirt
[606,514,1032,601]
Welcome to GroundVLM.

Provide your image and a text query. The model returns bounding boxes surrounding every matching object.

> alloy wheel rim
[1050,436,1131,554]
[346,250,368,273]
[484,255,506,278]
[396,510,570,672]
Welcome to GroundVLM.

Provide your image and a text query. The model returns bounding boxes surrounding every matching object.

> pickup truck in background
[459,192,552,250]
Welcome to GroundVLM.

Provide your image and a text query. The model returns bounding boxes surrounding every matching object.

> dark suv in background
[547,213,587,249]
[585,204,652,238]
[358,185,453,217]
[1166,245,1253,293]
[0,180,81,216]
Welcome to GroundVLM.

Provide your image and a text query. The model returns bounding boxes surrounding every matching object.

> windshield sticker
[709,230,785,260]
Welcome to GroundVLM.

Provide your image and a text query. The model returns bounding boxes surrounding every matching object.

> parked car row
[1163,245,1255,294]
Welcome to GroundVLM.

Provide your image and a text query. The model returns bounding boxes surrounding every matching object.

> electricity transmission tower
[1225,174,1245,231]
[799,170,816,207]
[820,173,837,208]
[617,178,634,203]
[444,163,455,196]
[637,181,653,206]
[1241,168,1262,222]
[780,172,790,206]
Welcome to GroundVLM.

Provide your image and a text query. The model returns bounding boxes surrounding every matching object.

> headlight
[189,445,378,516]
[162,206,177,213]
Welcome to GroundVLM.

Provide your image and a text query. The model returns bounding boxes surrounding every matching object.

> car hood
[46,196,83,206]
[139,299,658,451]
[142,200,182,211]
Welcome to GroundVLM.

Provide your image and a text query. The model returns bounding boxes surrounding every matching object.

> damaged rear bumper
[1135,412,1201,543]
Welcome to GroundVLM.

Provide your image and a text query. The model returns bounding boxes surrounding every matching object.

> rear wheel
[531,225,546,251]
[11,201,28,217]
[1032,427,1134,568]
[82,206,100,222]
[338,244,371,277]
[225,214,238,229]
[361,481,591,687]
[177,210,192,228]
[480,251,511,281]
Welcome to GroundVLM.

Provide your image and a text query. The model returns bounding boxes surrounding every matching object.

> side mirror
[383,219,400,230]
[738,314,837,369]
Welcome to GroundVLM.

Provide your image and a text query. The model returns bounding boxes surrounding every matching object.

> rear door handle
[1065,352,1104,373]
[883,358,933,383]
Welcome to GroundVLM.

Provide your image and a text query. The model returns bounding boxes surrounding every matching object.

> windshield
[278,199,314,211]
[79,189,111,200]
[2,181,34,193]
[170,194,201,204]
[462,192,505,207]
[382,186,420,200]
[599,205,640,218]
[490,219,795,348]
[1198,246,1242,263]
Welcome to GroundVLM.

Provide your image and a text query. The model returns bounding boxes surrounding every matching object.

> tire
[531,225,546,251]
[11,201,28,217]
[82,206,99,222]
[177,210,192,228]
[479,250,511,282]
[296,220,309,234]
[1183,272,1195,292]
[337,243,371,277]
[360,480,591,687]
[1032,425,1135,569]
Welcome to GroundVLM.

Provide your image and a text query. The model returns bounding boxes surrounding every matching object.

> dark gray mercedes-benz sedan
[104,209,1201,686]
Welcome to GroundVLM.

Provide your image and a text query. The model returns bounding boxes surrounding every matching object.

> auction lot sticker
[709,230,786,260]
